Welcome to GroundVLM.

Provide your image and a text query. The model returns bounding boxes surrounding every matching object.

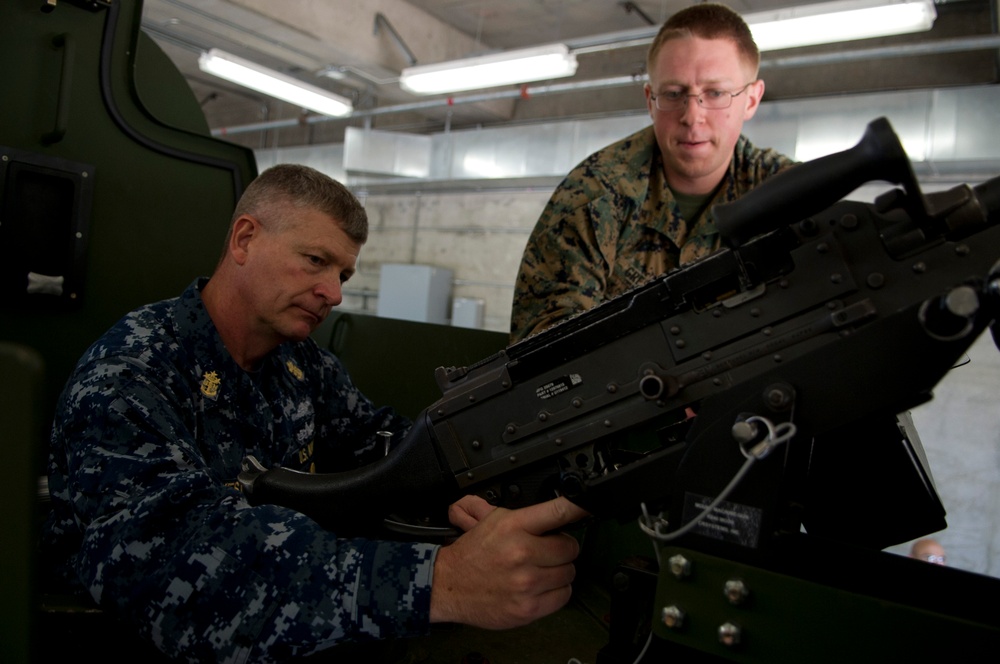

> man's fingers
[513,496,590,536]
[448,494,498,531]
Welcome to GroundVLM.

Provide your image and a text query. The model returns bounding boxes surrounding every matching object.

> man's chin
[279,322,318,343]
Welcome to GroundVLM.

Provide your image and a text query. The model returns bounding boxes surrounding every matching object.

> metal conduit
[211,34,1000,138]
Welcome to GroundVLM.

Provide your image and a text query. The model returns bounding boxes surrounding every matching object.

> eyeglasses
[924,554,946,565]
[650,82,754,112]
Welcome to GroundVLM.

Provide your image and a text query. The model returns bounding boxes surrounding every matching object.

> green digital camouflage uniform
[43,279,435,662]
[511,125,794,341]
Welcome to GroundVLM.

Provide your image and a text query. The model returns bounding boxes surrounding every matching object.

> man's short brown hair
[232,163,368,244]
[647,3,761,79]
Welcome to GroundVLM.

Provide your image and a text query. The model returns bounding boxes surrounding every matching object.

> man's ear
[229,215,258,266]
[743,79,765,120]
[643,82,655,119]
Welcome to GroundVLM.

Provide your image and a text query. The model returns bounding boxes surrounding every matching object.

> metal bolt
[662,605,685,629]
[840,213,858,229]
[724,579,750,605]
[767,387,790,408]
[718,622,742,647]
[668,554,692,579]
[471,440,482,450]
[913,262,927,274]
[955,244,970,257]
[867,272,885,289]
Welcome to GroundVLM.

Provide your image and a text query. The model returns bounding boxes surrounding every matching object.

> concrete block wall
[345,188,552,334]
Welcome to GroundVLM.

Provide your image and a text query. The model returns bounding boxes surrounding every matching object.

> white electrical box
[451,297,485,329]
[377,263,453,324]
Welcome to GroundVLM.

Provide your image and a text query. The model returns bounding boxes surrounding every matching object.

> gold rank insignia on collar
[286,360,304,381]
[200,370,221,399]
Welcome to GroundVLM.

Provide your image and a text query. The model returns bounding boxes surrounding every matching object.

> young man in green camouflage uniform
[44,164,587,662]
[511,3,795,341]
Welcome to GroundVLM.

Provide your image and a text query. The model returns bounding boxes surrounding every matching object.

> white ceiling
[140,0,999,149]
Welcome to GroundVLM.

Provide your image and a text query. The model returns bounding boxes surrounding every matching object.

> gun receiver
[240,118,1000,556]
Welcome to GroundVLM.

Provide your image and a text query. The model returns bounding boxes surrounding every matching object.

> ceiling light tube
[399,43,578,95]
[745,0,937,52]
[198,48,353,117]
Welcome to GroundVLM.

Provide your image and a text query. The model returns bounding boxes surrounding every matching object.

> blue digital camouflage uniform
[510,125,794,341]
[43,278,437,662]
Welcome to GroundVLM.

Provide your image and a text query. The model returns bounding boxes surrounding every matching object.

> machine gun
[240,117,1000,659]
[240,117,998,541]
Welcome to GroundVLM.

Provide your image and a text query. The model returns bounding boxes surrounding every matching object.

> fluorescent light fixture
[745,0,937,52]
[399,43,578,95]
[198,48,352,117]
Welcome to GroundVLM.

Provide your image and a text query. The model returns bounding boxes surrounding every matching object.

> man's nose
[679,94,706,123]
[315,278,343,307]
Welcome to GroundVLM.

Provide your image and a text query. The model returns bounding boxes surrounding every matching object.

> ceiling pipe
[373,12,417,67]
[210,34,1000,138]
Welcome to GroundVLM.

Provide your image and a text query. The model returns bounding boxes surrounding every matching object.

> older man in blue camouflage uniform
[511,3,796,341]
[44,164,587,662]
